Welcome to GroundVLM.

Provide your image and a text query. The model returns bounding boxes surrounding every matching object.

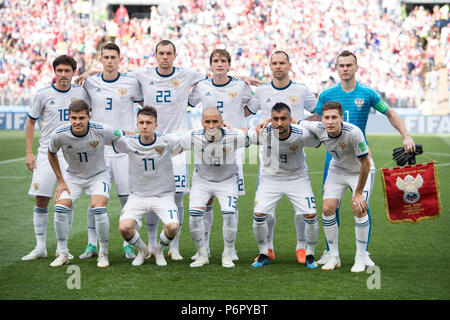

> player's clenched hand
[222,121,232,130]
[351,193,367,216]
[25,153,36,171]
[54,181,70,202]
[255,118,271,135]
[403,136,416,153]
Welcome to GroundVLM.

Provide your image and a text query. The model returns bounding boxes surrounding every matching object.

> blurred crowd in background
[0,0,449,110]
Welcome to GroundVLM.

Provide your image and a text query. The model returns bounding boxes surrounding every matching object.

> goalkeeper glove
[392,144,423,166]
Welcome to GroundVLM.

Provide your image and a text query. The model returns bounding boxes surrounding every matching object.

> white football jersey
[48,122,123,179]
[181,128,246,182]
[83,72,143,131]
[83,72,143,157]
[28,84,90,154]
[254,81,317,120]
[247,123,320,179]
[188,76,259,128]
[301,121,369,173]
[112,133,181,197]
[134,67,205,133]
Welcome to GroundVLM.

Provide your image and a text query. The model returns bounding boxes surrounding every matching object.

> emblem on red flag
[381,162,442,224]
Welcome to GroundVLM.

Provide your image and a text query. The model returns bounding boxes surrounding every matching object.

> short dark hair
[69,99,90,115]
[209,49,231,64]
[271,102,291,115]
[270,50,290,63]
[137,106,157,122]
[53,55,77,71]
[155,40,176,54]
[101,42,120,56]
[322,101,343,116]
[336,50,357,65]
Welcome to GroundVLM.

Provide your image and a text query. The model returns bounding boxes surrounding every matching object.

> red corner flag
[381,162,442,224]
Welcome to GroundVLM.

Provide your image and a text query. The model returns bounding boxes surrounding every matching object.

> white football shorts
[120,193,179,229]
[58,171,111,202]
[173,151,190,193]
[189,172,238,213]
[254,174,317,216]
[323,168,375,204]
[28,151,68,198]
[106,154,130,196]
[236,148,245,196]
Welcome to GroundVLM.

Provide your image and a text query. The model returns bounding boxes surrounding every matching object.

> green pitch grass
[0,131,449,300]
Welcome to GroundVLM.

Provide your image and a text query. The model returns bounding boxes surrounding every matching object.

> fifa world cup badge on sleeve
[380,162,442,224]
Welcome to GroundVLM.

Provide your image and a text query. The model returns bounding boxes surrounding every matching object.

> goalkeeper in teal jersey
[307,50,415,266]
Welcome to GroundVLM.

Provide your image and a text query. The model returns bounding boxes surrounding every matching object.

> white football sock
[92,207,109,255]
[322,214,339,257]
[67,207,74,232]
[157,229,172,252]
[295,213,306,250]
[304,216,319,256]
[170,192,184,251]
[222,212,237,254]
[266,212,275,250]
[119,195,129,248]
[127,231,147,252]
[145,211,159,250]
[189,210,207,256]
[253,214,269,256]
[354,215,370,255]
[33,207,48,249]
[203,205,213,250]
[86,207,97,247]
[54,205,70,254]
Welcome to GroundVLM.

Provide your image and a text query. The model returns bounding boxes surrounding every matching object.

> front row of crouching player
[44,99,374,272]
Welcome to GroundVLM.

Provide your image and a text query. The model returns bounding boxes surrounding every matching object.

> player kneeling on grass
[300,101,373,272]
[248,103,321,268]
[48,99,123,268]
[178,107,246,268]
[116,106,180,266]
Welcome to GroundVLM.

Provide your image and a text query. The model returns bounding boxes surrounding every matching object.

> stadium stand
[0,0,448,114]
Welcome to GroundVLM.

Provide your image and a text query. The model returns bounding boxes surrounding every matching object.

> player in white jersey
[133,40,206,261]
[22,55,90,261]
[187,49,260,260]
[253,50,317,264]
[247,103,321,268]
[116,107,180,267]
[300,101,373,272]
[81,42,143,261]
[47,100,123,268]
[178,107,246,268]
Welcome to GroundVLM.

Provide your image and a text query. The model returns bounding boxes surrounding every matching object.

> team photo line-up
[23,39,416,272]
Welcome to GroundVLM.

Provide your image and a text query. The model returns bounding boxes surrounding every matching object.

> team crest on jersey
[90,140,99,149]
[171,79,180,88]
[33,183,40,191]
[118,88,128,96]
[289,145,299,152]
[354,98,364,109]
[289,95,298,104]
[155,146,165,155]
[338,142,346,150]
[228,91,238,99]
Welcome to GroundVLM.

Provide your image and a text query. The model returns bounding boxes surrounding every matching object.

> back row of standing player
[23,40,416,270]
